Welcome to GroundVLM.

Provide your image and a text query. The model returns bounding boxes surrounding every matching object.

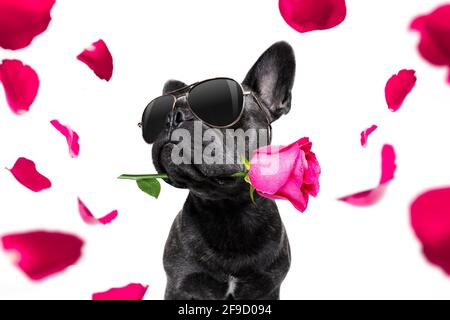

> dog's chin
[153,141,247,199]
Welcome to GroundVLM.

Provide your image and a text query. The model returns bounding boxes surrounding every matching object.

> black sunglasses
[139,77,272,144]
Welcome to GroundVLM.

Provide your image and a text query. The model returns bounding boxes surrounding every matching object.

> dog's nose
[166,109,185,129]
[172,109,185,127]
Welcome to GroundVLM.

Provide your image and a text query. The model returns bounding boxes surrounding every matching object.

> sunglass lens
[142,95,175,144]
[188,79,244,127]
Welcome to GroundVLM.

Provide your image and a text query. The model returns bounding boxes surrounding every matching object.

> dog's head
[151,41,296,199]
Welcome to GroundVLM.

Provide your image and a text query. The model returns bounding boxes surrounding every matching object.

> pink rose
[248,137,321,212]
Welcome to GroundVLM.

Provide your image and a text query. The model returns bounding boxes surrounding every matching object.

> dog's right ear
[163,80,187,94]
[243,41,296,122]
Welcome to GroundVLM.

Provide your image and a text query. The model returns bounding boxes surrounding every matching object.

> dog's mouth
[155,141,245,190]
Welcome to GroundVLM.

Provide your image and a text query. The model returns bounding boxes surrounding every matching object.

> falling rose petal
[379,144,397,185]
[50,120,80,158]
[385,70,417,112]
[279,0,347,33]
[360,125,378,148]
[411,5,450,83]
[410,188,450,275]
[339,185,388,207]
[1,231,84,281]
[7,157,51,192]
[92,283,148,300]
[339,144,396,206]
[0,0,56,50]
[0,60,39,115]
[78,198,118,225]
[77,40,113,81]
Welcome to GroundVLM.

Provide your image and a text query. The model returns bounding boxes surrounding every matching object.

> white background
[1,0,450,300]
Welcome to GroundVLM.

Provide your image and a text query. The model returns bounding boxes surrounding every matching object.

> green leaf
[136,179,161,199]
[244,174,250,184]
[232,172,247,177]
[250,185,256,204]
[118,174,168,181]
[241,156,251,171]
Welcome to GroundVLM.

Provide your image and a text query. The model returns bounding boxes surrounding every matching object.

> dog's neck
[182,191,282,253]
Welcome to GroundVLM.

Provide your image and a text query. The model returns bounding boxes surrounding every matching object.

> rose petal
[360,125,378,148]
[78,198,118,225]
[303,151,321,188]
[339,144,396,206]
[0,0,56,50]
[385,70,417,112]
[279,0,347,33]
[1,231,84,281]
[339,185,388,207]
[289,137,312,153]
[278,186,310,212]
[411,5,450,83]
[302,180,320,198]
[92,283,148,300]
[7,157,51,192]
[249,143,300,194]
[0,59,39,115]
[50,120,80,158]
[379,144,396,185]
[276,152,309,212]
[300,141,321,198]
[410,188,450,275]
[77,40,113,81]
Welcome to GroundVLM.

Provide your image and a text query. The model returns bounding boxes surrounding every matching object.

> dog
[151,41,296,300]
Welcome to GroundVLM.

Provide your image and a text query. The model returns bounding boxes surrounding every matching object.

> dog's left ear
[243,41,296,122]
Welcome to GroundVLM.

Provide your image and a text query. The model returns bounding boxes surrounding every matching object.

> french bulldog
[151,41,296,300]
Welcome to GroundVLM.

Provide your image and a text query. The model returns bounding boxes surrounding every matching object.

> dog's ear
[243,41,296,122]
[163,80,187,94]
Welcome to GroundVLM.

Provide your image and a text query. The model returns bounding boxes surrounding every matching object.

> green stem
[118,174,169,180]
[232,172,248,177]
